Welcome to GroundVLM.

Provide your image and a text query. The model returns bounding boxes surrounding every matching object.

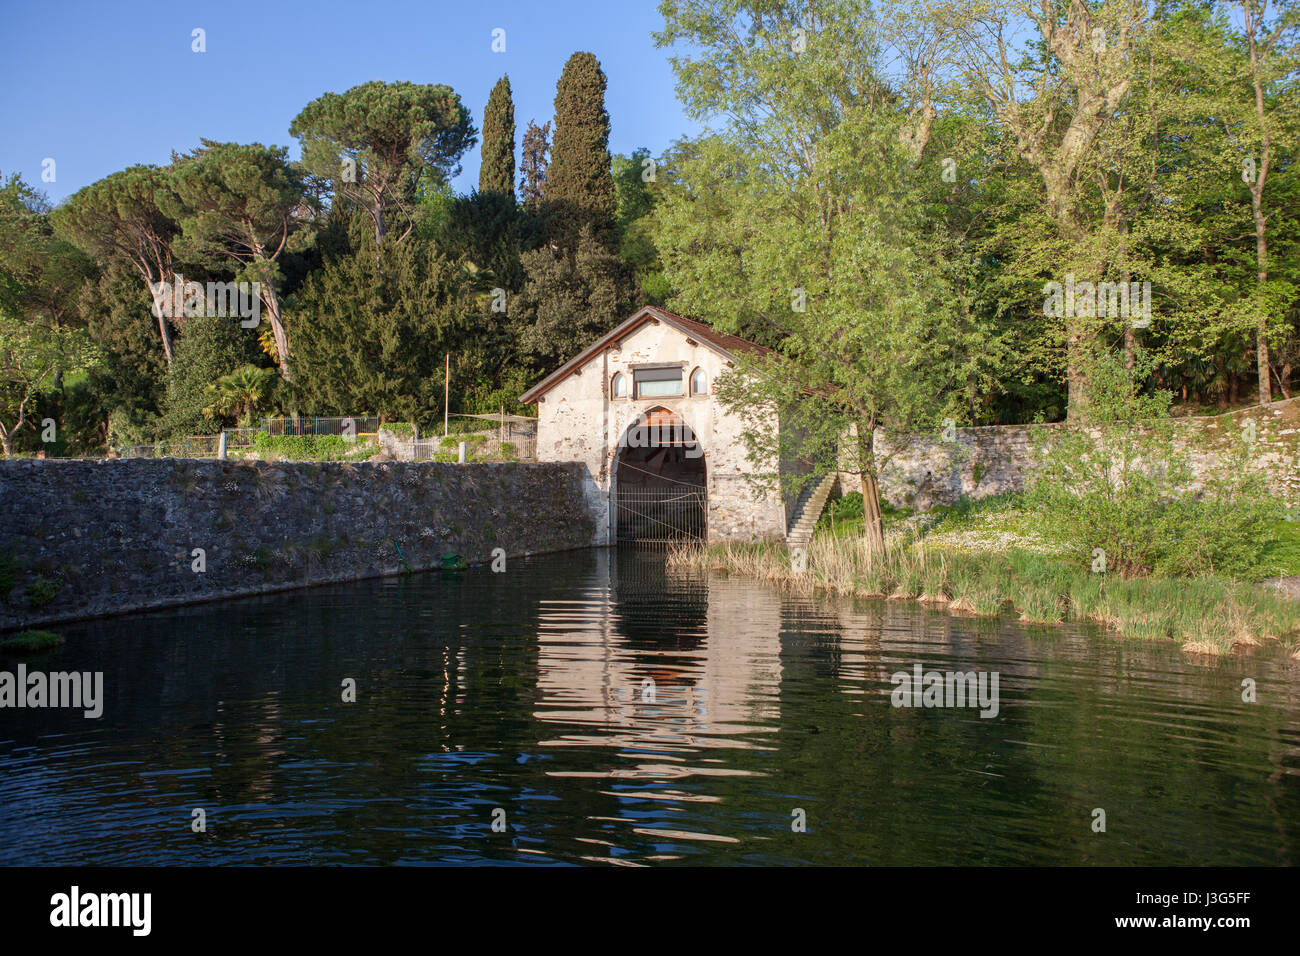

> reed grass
[668,535,1300,657]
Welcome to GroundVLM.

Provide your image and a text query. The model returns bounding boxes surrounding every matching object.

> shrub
[25,576,60,609]
[1,629,65,652]
[254,433,355,461]
[1027,350,1278,579]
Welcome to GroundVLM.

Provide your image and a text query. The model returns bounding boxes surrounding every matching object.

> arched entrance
[613,407,707,546]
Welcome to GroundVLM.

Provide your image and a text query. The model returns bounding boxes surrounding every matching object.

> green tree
[205,364,276,426]
[653,0,976,555]
[545,53,616,249]
[519,119,551,206]
[1224,0,1299,403]
[51,166,182,366]
[516,224,634,373]
[0,312,95,457]
[959,0,1152,418]
[613,148,668,304]
[0,172,97,387]
[158,314,258,438]
[479,76,516,200]
[290,81,475,245]
[290,234,478,424]
[163,140,312,381]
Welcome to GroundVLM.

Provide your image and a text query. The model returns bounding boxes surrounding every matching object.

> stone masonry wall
[857,398,1300,510]
[0,458,598,630]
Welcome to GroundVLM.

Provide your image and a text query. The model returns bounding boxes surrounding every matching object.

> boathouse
[520,306,831,546]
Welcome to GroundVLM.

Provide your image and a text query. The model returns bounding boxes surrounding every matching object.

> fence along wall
[0,458,597,630]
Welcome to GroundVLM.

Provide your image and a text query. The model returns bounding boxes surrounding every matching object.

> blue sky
[0,0,701,204]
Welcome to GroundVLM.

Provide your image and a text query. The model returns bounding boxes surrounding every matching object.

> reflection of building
[520,306,792,544]
[531,549,784,769]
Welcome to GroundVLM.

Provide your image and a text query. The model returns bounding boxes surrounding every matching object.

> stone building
[520,305,801,545]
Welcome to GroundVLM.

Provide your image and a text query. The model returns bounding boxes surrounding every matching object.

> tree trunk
[857,425,885,558]
[1247,10,1273,406]
[1066,323,1089,420]
[148,286,176,368]
[1253,202,1271,405]
[261,284,292,381]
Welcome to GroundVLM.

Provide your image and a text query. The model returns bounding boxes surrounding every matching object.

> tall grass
[668,536,1300,657]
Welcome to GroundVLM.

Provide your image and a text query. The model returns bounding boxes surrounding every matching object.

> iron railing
[397,435,537,462]
[615,485,708,546]
[118,435,223,459]
[262,416,382,437]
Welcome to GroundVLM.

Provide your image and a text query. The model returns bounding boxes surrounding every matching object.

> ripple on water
[1,548,1298,865]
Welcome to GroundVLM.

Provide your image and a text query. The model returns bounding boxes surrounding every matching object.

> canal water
[2,548,1298,865]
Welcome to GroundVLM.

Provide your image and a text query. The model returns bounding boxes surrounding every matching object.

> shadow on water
[2,546,1299,865]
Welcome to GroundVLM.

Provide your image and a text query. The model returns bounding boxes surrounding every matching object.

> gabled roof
[518,305,773,404]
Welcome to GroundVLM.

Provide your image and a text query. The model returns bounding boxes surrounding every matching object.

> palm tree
[205,364,275,427]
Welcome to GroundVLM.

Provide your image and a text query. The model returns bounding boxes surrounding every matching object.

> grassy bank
[668,534,1300,658]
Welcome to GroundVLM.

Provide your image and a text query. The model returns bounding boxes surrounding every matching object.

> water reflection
[0,548,1298,866]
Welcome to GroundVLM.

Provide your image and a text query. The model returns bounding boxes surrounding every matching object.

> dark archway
[614,408,707,545]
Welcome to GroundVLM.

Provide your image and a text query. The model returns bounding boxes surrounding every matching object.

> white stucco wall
[530,318,787,543]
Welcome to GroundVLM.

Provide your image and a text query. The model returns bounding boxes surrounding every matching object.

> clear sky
[0,0,701,204]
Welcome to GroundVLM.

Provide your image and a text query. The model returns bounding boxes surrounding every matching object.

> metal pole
[444,353,449,439]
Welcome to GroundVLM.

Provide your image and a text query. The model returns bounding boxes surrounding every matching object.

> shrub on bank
[1026,353,1278,579]
[668,536,1300,657]
[253,433,375,461]
[1,629,65,652]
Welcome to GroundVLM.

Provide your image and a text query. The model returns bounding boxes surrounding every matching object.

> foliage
[519,119,551,205]
[544,52,616,250]
[0,630,65,652]
[652,0,978,552]
[1027,348,1279,577]
[290,80,475,244]
[158,315,259,438]
[252,432,367,460]
[479,76,516,199]
[206,364,276,426]
[50,166,181,365]
[24,575,60,609]
[612,148,669,304]
[289,234,478,426]
[670,534,1300,655]
[163,140,312,378]
[515,224,634,372]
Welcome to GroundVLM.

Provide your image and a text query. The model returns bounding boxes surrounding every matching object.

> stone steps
[785,472,840,550]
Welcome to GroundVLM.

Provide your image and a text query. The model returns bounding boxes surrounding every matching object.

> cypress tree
[545,52,615,250]
[478,75,515,200]
[518,120,551,206]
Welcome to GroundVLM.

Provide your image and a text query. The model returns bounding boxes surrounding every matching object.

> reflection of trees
[7,552,1299,866]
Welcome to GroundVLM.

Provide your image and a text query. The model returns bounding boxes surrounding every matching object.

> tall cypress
[545,52,615,250]
[478,75,515,200]
[519,119,551,206]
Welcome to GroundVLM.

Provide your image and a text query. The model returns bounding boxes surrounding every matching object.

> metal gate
[614,485,707,547]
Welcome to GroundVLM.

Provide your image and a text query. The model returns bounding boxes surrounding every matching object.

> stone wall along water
[0,458,597,629]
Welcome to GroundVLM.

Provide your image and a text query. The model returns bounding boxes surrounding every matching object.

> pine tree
[519,120,551,206]
[545,52,615,250]
[478,76,515,201]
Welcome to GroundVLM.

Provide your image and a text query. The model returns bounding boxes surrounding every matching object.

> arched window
[612,372,628,398]
[690,367,708,396]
